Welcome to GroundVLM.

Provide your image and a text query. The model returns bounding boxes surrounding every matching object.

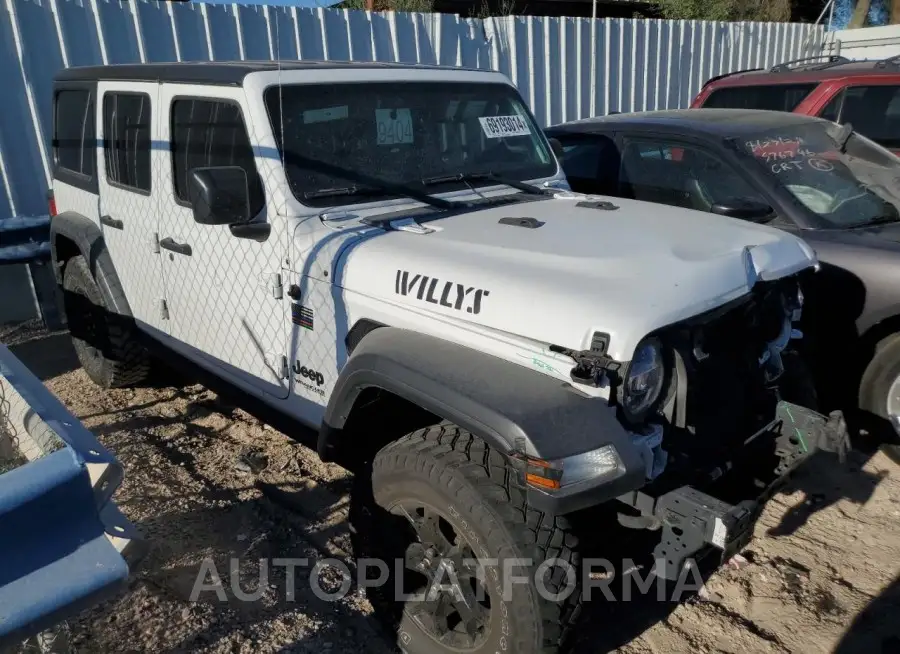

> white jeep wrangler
[48,61,848,654]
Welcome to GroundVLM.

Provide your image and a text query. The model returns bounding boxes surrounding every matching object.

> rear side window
[554,134,620,195]
[54,89,95,177]
[819,85,900,149]
[170,98,264,215]
[703,84,818,112]
[103,92,151,192]
[559,140,603,178]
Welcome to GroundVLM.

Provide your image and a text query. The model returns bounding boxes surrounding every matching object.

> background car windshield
[264,81,555,207]
[738,123,900,228]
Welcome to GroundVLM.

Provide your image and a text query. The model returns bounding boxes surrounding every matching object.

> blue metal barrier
[0,343,145,650]
[0,216,50,265]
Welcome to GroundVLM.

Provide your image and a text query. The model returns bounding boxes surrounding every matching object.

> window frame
[817,83,900,135]
[52,82,99,194]
[102,90,153,196]
[168,95,264,212]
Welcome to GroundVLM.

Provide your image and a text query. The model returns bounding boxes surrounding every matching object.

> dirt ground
[3,321,900,654]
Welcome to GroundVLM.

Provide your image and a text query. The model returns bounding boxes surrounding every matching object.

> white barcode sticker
[478,115,531,139]
[302,105,348,124]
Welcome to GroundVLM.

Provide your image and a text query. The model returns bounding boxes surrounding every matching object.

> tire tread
[372,423,582,654]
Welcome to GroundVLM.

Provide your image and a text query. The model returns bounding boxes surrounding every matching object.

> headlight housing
[620,337,666,423]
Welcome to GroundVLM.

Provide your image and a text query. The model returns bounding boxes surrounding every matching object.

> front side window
[103,92,151,192]
[54,89,95,177]
[737,121,900,228]
[817,85,900,149]
[264,81,556,207]
[170,98,265,215]
[619,138,764,212]
[703,83,818,112]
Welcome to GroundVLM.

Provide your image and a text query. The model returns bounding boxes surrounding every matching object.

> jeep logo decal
[395,270,490,315]
[292,362,324,386]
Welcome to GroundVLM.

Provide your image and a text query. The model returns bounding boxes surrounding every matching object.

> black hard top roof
[547,108,826,137]
[54,60,487,86]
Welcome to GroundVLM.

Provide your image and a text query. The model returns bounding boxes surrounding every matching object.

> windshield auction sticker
[479,115,531,139]
[375,108,414,146]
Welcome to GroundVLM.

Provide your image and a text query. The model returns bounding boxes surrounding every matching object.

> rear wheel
[351,424,582,654]
[62,254,150,389]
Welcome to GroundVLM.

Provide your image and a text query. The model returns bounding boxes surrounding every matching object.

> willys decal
[395,270,490,315]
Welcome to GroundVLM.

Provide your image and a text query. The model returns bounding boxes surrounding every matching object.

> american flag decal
[292,303,314,330]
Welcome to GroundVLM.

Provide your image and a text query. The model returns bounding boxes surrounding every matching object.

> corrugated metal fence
[1,0,824,226]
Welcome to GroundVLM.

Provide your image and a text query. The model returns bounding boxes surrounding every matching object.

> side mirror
[188,166,251,226]
[548,137,564,159]
[710,198,775,222]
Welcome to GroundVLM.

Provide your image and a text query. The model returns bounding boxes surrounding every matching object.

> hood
[338,194,817,362]
[807,221,900,251]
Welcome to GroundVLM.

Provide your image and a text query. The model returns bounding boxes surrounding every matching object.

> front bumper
[616,402,851,580]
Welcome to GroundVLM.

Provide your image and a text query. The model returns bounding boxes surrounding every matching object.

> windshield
[736,122,900,228]
[264,81,556,208]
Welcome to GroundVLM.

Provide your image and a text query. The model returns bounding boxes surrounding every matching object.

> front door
[96,82,166,334]
[156,85,289,399]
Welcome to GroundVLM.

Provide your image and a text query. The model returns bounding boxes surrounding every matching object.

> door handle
[100,215,123,230]
[159,237,192,257]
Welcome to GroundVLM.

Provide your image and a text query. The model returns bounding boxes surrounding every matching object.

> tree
[654,0,793,21]
[337,0,435,10]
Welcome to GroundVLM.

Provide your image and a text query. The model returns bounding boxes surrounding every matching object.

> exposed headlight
[621,337,666,423]
[523,444,623,491]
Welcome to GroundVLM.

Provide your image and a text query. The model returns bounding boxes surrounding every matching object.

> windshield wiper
[857,214,900,227]
[282,150,462,210]
[303,185,387,200]
[421,172,551,196]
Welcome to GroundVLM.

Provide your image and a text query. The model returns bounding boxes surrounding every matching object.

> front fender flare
[319,326,644,473]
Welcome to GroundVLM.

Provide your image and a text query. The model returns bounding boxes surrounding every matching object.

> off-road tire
[350,423,582,654]
[859,333,900,465]
[62,254,150,389]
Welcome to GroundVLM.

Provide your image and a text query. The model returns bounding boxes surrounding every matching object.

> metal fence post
[26,261,64,331]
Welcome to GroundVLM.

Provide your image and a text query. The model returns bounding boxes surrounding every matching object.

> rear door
[96,82,166,334]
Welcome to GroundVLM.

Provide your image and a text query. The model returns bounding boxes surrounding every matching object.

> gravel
[4,325,900,653]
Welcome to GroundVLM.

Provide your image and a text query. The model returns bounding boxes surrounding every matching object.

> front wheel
[859,333,900,465]
[350,424,582,654]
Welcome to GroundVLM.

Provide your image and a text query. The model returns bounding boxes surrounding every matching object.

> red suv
[691,55,900,154]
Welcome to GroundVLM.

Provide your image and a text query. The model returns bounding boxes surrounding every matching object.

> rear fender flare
[49,212,132,318]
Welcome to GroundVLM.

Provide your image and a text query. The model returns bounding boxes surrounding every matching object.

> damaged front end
[562,271,851,580]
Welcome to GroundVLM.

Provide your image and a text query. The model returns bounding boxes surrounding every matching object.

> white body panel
[53,181,100,227]
[332,194,816,362]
